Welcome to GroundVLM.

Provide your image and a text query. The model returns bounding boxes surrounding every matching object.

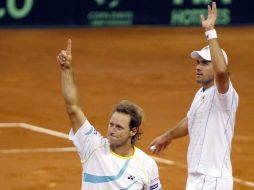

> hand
[57,39,72,69]
[148,133,172,155]
[200,2,217,31]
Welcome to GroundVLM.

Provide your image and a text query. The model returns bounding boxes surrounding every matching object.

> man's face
[107,112,133,147]
[195,58,214,86]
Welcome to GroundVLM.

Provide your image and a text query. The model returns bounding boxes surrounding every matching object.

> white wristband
[205,29,217,41]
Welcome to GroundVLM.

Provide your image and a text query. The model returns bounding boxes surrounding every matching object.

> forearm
[61,68,80,107]
[61,68,86,132]
[165,117,188,140]
[207,31,230,93]
[208,38,227,74]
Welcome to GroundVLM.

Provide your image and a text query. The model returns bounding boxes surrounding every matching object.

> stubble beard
[196,78,214,87]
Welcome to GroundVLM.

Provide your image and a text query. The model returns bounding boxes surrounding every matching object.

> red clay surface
[0,27,254,190]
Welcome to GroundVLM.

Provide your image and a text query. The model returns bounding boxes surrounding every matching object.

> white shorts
[185,173,233,190]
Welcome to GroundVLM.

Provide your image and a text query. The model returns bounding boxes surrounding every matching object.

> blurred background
[1,0,254,27]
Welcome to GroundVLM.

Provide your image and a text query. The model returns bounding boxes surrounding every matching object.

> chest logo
[127,175,135,180]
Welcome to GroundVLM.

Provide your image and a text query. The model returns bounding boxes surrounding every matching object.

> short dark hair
[112,100,144,145]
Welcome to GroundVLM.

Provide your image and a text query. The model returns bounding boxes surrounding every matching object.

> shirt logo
[150,177,159,183]
[93,130,98,135]
[150,183,158,190]
[127,175,135,180]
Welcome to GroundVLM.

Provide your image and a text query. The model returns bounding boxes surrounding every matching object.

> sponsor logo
[86,0,134,26]
[94,0,120,9]
[0,0,34,19]
[127,175,135,180]
[170,0,232,25]
[150,183,158,190]
[150,177,159,184]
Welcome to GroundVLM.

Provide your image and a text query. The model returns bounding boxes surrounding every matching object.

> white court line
[150,156,175,165]
[0,123,21,128]
[0,147,76,154]
[20,123,69,139]
[150,156,186,169]
[0,123,68,139]
[234,177,254,188]
[1,122,254,188]
[234,136,254,142]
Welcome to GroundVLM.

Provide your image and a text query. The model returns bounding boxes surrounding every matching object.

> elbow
[66,105,81,116]
[215,67,229,78]
[215,61,228,75]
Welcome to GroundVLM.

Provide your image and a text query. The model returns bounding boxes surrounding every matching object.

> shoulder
[69,119,108,148]
[215,81,239,99]
[192,88,205,100]
[135,147,158,166]
[213,82,239,110]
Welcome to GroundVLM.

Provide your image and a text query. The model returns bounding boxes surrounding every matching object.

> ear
[130,127,137,137]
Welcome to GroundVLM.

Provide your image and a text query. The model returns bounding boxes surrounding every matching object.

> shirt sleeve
[215,82,239,111]
[147,161,162,190]
[69,119,107,162]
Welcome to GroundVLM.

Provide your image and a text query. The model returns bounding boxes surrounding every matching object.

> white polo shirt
[187,82,239,178]
[69,119,162,190]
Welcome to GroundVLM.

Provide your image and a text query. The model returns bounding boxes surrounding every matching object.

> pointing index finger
[66,39,72,55]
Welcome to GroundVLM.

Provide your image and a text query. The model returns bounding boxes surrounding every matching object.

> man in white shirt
[57,39,162,190]
[148,2,238,190]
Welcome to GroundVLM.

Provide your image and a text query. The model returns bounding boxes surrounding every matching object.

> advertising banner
[0,0,253,27]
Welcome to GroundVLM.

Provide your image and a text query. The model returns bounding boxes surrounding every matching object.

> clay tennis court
[0,27,254,190]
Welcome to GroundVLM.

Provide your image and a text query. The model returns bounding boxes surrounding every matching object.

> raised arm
[148,117,188,155]
[57,39,86,133]
[200,2,229,93]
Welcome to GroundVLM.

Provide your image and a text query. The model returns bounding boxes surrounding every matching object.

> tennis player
[149,2,239,190]
[57,39,162,190]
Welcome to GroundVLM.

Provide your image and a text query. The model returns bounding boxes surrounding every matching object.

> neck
[110,143,134,157]
[202,80,214,91]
